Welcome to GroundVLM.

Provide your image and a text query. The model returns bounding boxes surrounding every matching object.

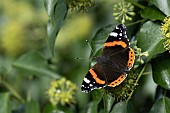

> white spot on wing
[90,84,93,87]
[119,33,122,36]
[109,32,118,37]
[84,78,90,84]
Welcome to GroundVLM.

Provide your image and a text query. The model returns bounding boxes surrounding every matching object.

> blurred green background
[0,0,118,112]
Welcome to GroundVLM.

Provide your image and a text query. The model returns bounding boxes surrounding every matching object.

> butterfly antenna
[86,40,94,55]
[75,40,94,60]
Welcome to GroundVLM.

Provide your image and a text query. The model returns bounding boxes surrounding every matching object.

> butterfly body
[81,24,135,93]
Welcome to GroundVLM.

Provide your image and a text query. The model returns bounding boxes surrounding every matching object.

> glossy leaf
[103,94,115,113]
[151,52,170,89]
[43,104,54,113]
[110,101,133,113]
[25,101,40,113]
[140,5,165,21]
[137,21,166,62]
[149,97,170,113]
[13,51,60,79]
[150,0,170,15]
[44,0,68,54]
[0,93,10,113]
[87,90,102,113]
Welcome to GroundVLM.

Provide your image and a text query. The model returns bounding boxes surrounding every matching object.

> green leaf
[150,0,170,16]
[13,51,60,79]
[151,52,170,89]
[140,5,165,21]
[25,101,40,113]
[87,90,102,113]
[136,21,166,62]
[149,97,170,113]
[110,101,133,113]
[0,92,10,113]
[43,104,55,113]
[90,24,117,57]
[103,95,115,113]
[44,0,68,54]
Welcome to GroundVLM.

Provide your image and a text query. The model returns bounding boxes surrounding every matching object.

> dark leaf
[137,21,166,62]
[43,104,55,113]
[140,5,165,21]
[87,90,102,113]
[110,101,133,113]
[103,94,115,113]
[44,0,68,54]
[149,97,170,113]
[150,0,170,15]
[151,52,170,89]
[13,51,60,78]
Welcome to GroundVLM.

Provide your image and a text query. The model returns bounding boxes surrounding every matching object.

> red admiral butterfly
[81,24,135,93]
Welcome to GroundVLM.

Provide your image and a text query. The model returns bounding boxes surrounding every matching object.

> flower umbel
[66,0,94,12]
[161,17,170,52]
[113,1,135,24]
[134,46,149,66]
[103,71,137,102]
[47,78,77,106]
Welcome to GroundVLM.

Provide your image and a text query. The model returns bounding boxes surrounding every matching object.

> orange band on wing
[89,69,105,84]
[127,48,135,68]
[104,41,127,48]
[108,74,126,87]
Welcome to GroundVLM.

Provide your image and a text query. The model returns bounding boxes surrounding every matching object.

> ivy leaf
[0,93,10,113]
[140,5,165,21]
[13,51,60,79]
[103,94,115,113]
[150,0,170,16]
[110,101,133,113]
[136,21,166,62]
[151,52,170,90]
[87,90,102,113]
[149,97,170,113]
[44,0,68,54]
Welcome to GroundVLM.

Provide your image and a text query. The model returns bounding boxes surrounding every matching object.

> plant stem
[126,64,147,102]
[2,79,25,103]
[125,0,145,9]
[142,72,152,75]
[126,19,147,26]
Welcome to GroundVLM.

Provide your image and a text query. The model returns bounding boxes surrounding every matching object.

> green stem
[126,64,147,102]
[142,72,152,75]
[126,19,147,26]
[125,0,145,9]
[2,79,25,103]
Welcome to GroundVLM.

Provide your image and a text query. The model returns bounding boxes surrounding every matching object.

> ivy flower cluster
[161,16,170,52]
[47,78,77,106]
[134,46,149,66]
[66,0,94,12]
[113,1,135,23]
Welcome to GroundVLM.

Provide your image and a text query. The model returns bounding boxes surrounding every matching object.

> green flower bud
[113,1,135,24]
